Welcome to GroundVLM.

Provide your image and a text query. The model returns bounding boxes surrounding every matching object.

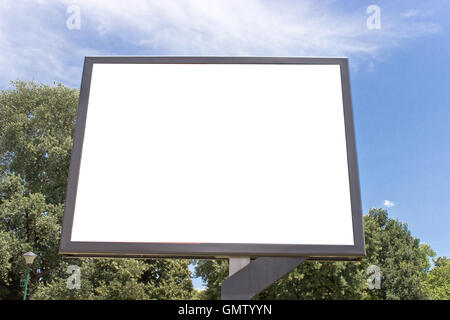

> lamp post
[23,251,37,300]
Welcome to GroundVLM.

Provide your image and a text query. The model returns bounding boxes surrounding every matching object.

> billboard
[59,57,365,259]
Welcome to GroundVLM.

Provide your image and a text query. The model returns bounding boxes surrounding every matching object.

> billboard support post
[221,257,307,300]
[229,257,251,276]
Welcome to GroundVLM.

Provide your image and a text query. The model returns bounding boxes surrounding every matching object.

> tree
[31,258,194,300]
[193,259,229,300]
[0,171,64,299]
[194,208,435,299]
[0,81,77,205]
[423,257,450,300]
[361,209,434,299]
[0,81,194,300]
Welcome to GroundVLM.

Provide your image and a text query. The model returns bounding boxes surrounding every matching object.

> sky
[1,0,449,289]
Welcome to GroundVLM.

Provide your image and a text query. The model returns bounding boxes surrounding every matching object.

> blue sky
[1,1,449,289]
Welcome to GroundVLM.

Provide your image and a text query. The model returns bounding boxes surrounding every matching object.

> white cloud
[0,1,101,87]
[384,200,395,208]
[59,0,438,56]
[400,10,420,18]
[0,0,441,87]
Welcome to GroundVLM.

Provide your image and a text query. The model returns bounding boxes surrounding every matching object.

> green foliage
[195,208,436,300]
[31,258,194,300]
[194,259,229,300]
[141,259,195,299]
[0,173,64,299]
[258,260,367,300]
[362,209,434,299]
[423,257,450,300]
[0,80,78,204]
[0,81,194,300]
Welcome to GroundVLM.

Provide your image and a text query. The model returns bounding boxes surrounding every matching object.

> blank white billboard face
[61,57,364,258]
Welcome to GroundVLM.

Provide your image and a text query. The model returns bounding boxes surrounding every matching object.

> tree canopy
[423,257,450,300]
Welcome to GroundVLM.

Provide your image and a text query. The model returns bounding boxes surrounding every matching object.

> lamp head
[23,252,37,265]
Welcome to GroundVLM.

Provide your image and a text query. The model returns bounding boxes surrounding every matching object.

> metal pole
[23,265,30,300]
[221,257,306,300]
[229,257,250,276]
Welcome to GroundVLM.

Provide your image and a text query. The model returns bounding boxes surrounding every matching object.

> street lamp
[22,251,37,300]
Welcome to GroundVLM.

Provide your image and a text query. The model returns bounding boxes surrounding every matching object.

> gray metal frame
[59,56,365,260]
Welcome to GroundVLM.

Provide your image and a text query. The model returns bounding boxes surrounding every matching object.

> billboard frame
[59,56,365,260]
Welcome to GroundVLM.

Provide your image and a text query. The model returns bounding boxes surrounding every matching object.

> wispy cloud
[400,10,420,18]
[61,0,439,56]
[0,1,100,87]
[0,0,441,87]
[384,200,395,208]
